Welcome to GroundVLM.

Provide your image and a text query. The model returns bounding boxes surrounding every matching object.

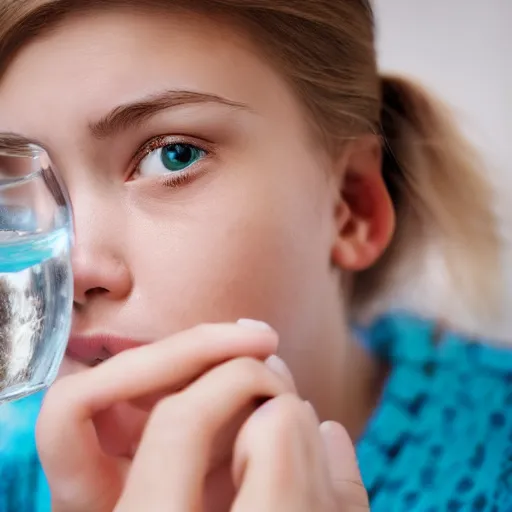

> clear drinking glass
[0,136,73,403]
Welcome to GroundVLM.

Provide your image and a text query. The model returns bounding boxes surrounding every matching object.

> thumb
[320,421,369,510]
[36,386,126,512]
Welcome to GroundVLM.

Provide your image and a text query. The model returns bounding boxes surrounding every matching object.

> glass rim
[0,133,47,159]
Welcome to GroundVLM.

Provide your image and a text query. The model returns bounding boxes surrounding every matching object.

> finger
[37,322,278,511]
[132,352,296,412]
[116,356,293,511]
[93,401,149,458]
[264,354,297,393]
[38,414,127,512]
[231,395,330,512]
[320,422,369,509]
[108,354,298,460]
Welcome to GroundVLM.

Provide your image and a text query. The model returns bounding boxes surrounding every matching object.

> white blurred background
[374,0,511,339]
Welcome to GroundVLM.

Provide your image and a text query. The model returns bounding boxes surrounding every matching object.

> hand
[231,399,370,511]
[116,393,369,511]
[37,322,290,511]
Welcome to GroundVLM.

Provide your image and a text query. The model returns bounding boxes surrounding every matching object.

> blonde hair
[0,0,501,323]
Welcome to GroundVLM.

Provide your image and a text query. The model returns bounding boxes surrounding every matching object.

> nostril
[84,287,110,299]
[73,287,110,309]
[72,255,133,303]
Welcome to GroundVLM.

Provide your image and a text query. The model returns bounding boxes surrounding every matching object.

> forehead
[0,7,302,143]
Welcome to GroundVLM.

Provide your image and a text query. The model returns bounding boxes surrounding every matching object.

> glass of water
[0,136,73,403]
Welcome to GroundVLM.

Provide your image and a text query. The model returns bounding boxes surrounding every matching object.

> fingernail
[237,319,273,331]
[319,421,363,486]
[265,355,296,391]
[253,397,276,418]
[320,421,336,436]
[304,400,319,421]
[320,421,351,448]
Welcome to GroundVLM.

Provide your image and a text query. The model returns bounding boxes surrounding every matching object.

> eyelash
[130,135,211,188]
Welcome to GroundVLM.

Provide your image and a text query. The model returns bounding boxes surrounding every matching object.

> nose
[72,245,132,306]
[70,193,133,308]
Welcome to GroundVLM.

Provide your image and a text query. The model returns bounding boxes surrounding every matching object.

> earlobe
[331,136,395,272]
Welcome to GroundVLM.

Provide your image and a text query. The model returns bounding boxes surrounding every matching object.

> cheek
[125,158,333,343]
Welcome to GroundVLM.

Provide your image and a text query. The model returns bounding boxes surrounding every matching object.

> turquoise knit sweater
[2,313,512,511]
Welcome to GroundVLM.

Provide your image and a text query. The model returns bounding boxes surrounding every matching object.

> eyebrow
[89,89,250,139]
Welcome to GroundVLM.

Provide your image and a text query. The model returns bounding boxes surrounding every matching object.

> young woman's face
[0,7,366,402]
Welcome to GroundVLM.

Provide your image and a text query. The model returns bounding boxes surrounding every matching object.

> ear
[331,135,395,272]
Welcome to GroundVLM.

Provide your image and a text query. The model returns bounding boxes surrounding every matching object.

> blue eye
[161,144,204,172]
[138,143,206,178]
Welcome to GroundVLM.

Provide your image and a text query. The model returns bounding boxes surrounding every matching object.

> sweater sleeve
[0,393,50,512]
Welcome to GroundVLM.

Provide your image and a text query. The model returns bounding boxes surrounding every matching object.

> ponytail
[351,74,501,325]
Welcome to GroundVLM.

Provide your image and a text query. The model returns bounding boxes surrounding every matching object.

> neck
[334,334,387,440]
[203,321,385,512]
[292,320,386,441]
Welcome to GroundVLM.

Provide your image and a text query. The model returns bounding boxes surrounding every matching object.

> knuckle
[149,394,184,426]
[37,378,75,436]
[42,377,71,411]
[36,380,84,463]
[188,322,244,344]
[189,322,217,338]
[269,394,306,429]
[243,396,306,478]
[148,394,208,444]
[226,357,270,391]
[248,394,305,446]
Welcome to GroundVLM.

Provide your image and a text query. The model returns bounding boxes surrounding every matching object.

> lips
[66,335,145,365]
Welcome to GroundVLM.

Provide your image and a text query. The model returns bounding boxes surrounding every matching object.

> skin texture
[0,6,392,511]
